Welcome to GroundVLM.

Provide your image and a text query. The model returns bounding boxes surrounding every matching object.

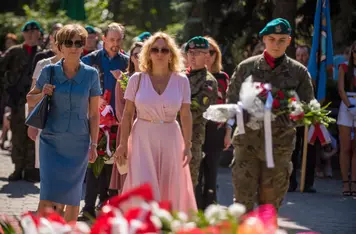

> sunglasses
[150,47,170,54]
[132,52,140,59]
[209,50,216,56]
[64,40,85,48]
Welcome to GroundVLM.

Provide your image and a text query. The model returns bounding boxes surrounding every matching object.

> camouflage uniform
[0,44,40,176]
[186,67,218,186]
[226,54,314,211]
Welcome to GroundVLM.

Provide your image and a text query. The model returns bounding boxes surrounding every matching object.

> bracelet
[91,143,98,148]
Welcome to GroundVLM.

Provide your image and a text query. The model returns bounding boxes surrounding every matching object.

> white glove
[347,105,356,116]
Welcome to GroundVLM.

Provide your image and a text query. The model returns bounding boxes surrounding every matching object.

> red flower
[276,90,284,99]
[290,97,297,102]
[97,150,106,156]
[289,112,304,121]
[272,99,280,109]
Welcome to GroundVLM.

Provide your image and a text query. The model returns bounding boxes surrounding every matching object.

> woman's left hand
[89,147,98,163]
[182,147,192,167]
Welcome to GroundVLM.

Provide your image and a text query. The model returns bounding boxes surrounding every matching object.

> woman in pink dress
[114,32,197,213]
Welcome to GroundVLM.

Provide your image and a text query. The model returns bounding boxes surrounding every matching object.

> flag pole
[300,125,308,192]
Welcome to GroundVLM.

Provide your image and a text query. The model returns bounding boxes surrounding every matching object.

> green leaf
[90,157,105,178]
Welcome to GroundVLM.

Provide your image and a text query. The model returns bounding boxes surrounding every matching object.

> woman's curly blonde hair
[139,32,183,73]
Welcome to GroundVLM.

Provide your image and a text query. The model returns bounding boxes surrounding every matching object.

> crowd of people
[0,17,355,223]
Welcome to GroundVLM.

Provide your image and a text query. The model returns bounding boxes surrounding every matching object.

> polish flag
[308,123,331,145]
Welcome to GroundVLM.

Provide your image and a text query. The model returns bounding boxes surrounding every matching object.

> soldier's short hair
[55,24,88,49]
[103,23,125,39]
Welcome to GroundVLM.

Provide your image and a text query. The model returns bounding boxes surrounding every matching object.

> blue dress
[36,60,102,206]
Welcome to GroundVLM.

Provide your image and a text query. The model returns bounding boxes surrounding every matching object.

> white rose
[170,220,183,232]
[228,203,246,218]
[156,209,173,222]
[150,216,162,230]
[176,212,188,222]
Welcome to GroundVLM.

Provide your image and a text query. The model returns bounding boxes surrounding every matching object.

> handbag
[25,65,54,129]
[116,73,142,175]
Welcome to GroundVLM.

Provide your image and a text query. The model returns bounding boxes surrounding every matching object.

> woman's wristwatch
[90,143,98,148]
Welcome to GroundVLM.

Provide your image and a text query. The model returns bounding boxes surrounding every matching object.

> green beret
[137,32,151,42]
[259,18,292,37]
[21,20,41,32]
[184,36,209,52]
[85,25,96,34]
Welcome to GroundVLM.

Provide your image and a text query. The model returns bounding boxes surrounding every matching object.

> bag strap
[49,65,54,84]
[135,72,142,97]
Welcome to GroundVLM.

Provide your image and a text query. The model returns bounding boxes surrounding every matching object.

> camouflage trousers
[189,143,203,187]
[232,129,295,212]
[10,105,35,170]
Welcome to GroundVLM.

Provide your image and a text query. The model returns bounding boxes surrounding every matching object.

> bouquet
[203,75,336,129]
[90,90,118,178]
[118,72,129,91]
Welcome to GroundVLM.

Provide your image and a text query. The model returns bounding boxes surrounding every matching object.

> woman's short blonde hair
[56,24,88,50]
[204,36,222,73]
[139,32,183,73]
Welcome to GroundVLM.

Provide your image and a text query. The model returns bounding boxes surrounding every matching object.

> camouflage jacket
[186,67,218,145]
[187,67,218,124]
[0,44,40,107]
[226,53,315,148]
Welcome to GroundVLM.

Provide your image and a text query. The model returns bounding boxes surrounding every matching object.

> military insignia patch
[275,25,282,33]
[189,42,195,48]
[203,96,209,105]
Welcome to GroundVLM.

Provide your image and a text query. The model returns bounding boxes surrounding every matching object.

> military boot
[8,168,23,181]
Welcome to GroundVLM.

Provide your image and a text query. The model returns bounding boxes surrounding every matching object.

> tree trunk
[272,0,298,58]
[332,0,353,52]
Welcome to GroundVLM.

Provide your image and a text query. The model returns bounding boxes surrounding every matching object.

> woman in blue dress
[27,24,101,222]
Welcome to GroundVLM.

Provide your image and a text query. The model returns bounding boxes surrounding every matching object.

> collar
[56,59,85,84]
[22,43,37,54]
[256,53,289,73]
[103,48,121,60]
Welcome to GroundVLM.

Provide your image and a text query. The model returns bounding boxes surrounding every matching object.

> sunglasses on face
[150,47,170,54]
[64,40,85,48]
[209,50,216,56]
[132,52,140,59]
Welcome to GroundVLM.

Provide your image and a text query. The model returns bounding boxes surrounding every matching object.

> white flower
[228,203,246,218]
[170,220,183,232]
[149,201,160,213]
[150,216,162,230]
[176,211,188,222]
[309,99,321,111]
[204,204,227,225]
[156,209,173,222]
[184,222,197,230]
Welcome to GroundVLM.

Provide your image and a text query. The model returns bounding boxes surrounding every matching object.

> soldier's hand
[223,132,232,151]
[42,84,55,96]
[182,147,192,167]
[27,126,39,141]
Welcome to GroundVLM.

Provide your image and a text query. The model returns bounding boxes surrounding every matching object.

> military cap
[137,32,151,42]
[85,25,97,34]
[21,20,41,32]
[184,36,209,52]
[259,18,292,37]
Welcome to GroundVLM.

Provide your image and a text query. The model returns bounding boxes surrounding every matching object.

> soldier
[0,20,42,181]
[184,36,218,188]
[226,18,314,212]
[83,26,99,56]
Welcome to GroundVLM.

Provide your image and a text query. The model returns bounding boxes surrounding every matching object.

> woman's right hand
[27,126,39,141]
[42,84,55,96]
[114,144,128,166]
